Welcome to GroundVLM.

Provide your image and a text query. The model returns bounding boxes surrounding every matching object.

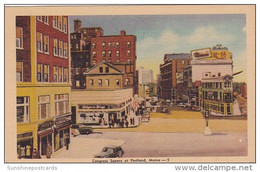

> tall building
[16,16,71,158]
[159,53,191,102]
[70,19,103,89]
[90,30,137,94]
[138,67,153,84]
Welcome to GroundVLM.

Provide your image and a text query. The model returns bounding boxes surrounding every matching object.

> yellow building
[16,16,71,158]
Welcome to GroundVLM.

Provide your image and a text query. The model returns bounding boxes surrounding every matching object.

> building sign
[17,132,33,138]
[38,120,54,131]
[191,48,212,60]
[79,103,125,110]
[176,72,183,84]
[55,115,72,128]
[212,50,230,59]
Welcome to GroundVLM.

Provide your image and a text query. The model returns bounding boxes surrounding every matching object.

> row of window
[92,41,131,49]
[202,82,231,89]
[17,94,69,123]
[37,32,68,58]
[92,50,131,58]
[92,59,131,65]
[37,16,68,33]
[88,78,130,87]
[37,64,68,83]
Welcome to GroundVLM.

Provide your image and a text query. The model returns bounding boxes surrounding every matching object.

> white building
[138,67,154,84]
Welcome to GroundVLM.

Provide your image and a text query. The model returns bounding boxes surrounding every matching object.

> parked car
[161,107,169,113]
[192,106,201,111]
[94,146,124,158]
[178,103,185,107]
[71,124,93,136]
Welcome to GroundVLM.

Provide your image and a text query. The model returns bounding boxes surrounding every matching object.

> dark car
[94,146,124,158]
[71,124,93,136]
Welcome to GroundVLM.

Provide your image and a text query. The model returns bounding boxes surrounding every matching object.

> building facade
[159,53,191,103]
[90,30,137,94]
[16,16,71,158]
[71,62,137,128]
[70,19,103,89]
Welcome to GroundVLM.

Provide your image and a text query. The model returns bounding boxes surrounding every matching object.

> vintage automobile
[94,146,124,158]
[71,124,93,137]
[161,107,169,113]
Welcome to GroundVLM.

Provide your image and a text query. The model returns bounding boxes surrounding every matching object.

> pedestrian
[32,149,41,159]
[65,133,70,150]
[17,145,21,159]
[46,142,52,159]
[126,120,129,128]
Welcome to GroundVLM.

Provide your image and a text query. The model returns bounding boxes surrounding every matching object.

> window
[76,80,80,87]
[53,66,58,82]
[16,62,23,82]
[127,41,131,48]
[116,42,120,48]
[116,51,120,57]
[127,59,131,63]
[89,79,93,86]
[53,16,57,28]
[218,73,221,77]
[76,44,79,50]
[93,60,96,65]
[58,40,63,57]
[57,16,62,30]
[59,67,63,82]
[64,68,68,82]
[102,51,106,57]
[17,97,29,123]
[92,51,96,58]
[43,16,48,24]
[108,42,112,48]
[105,79,109,86]
[55,94,69,116]
[108,51,112,57]
[43,65,49,82]
[182,60,185,64]
[127,50,131,56]
[43,35,49,54]
[125,78,130,85]
[37,32,43,52]
[53,38,58,56]
[92,43,96,48]
[16,27,23,49]
[116,59,120,63]
[105,67,109,73]
[63,42,68,58]
[99,67,103,73]
[38,95,50,120]
[102,42,106,48]
[75,68,80,75]
[62,17,67,33]
[37,64,42,82]
[98,79,102,87]
[116,79,120,86]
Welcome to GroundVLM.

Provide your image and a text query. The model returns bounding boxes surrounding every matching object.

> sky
[69,14,247,82]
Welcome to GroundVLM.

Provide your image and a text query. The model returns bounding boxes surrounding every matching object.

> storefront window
[17,97,29,123]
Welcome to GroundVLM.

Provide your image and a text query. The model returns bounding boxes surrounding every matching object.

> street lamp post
[204,110,212,135]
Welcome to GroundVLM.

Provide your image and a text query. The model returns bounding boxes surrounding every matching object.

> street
[52,130,247,158]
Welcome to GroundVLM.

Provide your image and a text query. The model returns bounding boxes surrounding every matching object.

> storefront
[17,132,33,159]
[54,113,72,151]
[38,120,54,156]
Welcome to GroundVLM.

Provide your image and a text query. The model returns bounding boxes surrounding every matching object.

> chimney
[120,30,126,36]
[96,30,101,37]
[74,19,82,33]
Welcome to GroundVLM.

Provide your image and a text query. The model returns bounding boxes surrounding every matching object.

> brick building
[16,16,71,158]
[159,53,191,103]
[90,30,137,94]
[70,19,103,89]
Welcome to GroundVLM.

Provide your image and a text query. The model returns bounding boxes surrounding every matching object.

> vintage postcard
[5,5,255,163]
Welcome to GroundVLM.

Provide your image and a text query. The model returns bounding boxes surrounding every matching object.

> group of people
[17,133,70,159]
[108,115,135,128]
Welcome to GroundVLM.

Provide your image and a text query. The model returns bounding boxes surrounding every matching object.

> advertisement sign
[212,50,230,59]
[191,48,212,60]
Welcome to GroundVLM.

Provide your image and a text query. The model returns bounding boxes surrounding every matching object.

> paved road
[52,131,247,158]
